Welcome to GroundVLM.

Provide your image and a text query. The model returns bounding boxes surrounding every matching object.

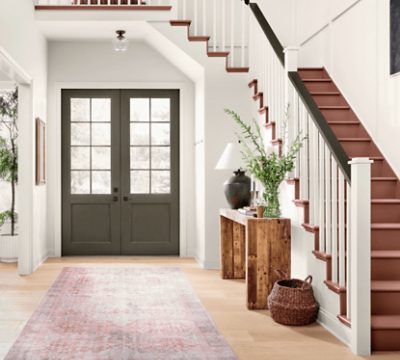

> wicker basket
[268,271,319,326]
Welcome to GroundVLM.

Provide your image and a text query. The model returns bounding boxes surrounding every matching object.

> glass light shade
[113,35,129,52]
[215,142,245,170]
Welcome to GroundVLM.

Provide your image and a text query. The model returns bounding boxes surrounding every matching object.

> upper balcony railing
[34,0,172,10]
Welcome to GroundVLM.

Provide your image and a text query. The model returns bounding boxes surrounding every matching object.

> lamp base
[223,170,251,209]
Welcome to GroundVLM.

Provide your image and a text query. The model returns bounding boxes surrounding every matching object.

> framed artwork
[36,118,46,185]
[391,0,400,75]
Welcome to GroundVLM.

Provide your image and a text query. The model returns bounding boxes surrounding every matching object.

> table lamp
[215,142,251,209]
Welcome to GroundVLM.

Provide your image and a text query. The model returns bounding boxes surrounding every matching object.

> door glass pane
[92,147,111,170]
[92,171,111,194]
[71,171,90,194]
[71,99,90,122]
[151,147,170,169]
[71,147,90,170]
[131,171,150,194]
[130,99,149,122]
[151,123,170,145]
[92,123,111,146]
[151,99,170,122]
[131,123,150,146]
[71,123,90,146]
[130,147,150,169]
[70,97,112,195]
[92,99,111,122]
[151,171,170,194]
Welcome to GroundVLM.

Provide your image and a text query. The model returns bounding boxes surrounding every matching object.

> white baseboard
[317,307,351,348]
[33,251,49,273]
[195,256,220,270]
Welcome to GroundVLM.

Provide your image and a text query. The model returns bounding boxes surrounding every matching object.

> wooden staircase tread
[327,120,360,125]
[337,137,371,141]
[371,177,398,181]
[248,79,257,87]
[372,281,400,292]
[302,79,332,82]
[170,20,191,26]
[372,250,400,259]
[319,106,350,109]
[324,280,346,293]
[310,91,341,95]
[226,67,250,73]
[371,199,400,204]
[372,315,400,330]
[299,67,324,70]
[207,51,230,57]
[188,36,210,41]
[372,223,400,229]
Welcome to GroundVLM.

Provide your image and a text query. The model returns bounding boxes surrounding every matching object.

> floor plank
[0,257,399,359]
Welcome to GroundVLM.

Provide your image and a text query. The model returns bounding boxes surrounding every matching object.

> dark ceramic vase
[223,170,251,209]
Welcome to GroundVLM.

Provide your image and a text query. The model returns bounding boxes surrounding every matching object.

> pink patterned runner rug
[6,267,237,360]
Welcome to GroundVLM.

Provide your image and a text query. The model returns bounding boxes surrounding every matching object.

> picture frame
[390,0,400,75]
[36,117,46,185]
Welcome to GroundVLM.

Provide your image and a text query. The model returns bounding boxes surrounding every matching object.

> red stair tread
[302,79,332,82]
[338,137,371,141]
[319,106,350,109]
[372,199,400,204]
[372,250,400,259]
[372,281,400,292]
[310,91,340,95]
[372,223,400,229]
[372,315,400,329]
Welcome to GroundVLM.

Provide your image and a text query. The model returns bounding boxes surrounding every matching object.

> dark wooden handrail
[245,2,351,182]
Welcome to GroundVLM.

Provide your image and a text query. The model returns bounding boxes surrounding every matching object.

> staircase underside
[249,68,400,352]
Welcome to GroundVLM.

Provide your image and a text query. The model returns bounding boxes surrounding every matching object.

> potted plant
[225,109,304,218]
[0,88,18,263]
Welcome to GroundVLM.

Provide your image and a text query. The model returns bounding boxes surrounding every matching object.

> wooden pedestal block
[220,209,291,310]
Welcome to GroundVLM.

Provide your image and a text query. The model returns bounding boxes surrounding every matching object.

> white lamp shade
[215,142,245,170]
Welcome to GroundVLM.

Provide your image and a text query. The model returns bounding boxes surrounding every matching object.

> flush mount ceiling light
[113,30,129,52]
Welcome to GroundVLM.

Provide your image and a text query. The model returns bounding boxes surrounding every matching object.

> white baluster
[213,0,217,52]
[182,0,186,19]
[222,0,226,51]
[313,123,319,224]
[338,171,346,287]
[331,157,338,283]
[203,0,207,35]
[230,1,235,66]
[325,144,331,254]
[319,134,325,252]
[194,0,198,36]
[241,3,245,67]
[346,181,351,319]
[308,121,315,224]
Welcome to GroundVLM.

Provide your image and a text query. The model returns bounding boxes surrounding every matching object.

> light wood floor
[0,257,399,360]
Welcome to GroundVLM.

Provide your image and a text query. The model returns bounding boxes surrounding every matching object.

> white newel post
[349,157,372,356]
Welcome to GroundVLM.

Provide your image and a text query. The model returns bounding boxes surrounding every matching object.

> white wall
[0,0,48,271]
[297,0,400,177]
[47,40,196,256]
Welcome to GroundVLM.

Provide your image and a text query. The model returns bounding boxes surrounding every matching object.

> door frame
[52,82,194,258]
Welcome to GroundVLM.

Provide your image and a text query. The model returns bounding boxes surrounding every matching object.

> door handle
[112,196,119,202]
[123,196,129,202]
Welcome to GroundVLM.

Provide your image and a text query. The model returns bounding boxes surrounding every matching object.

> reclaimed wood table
[219,209,291,310]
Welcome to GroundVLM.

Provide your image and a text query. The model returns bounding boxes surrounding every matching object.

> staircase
[298,68,400,351]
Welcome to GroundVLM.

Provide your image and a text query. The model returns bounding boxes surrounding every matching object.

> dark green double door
[62,89,179,255]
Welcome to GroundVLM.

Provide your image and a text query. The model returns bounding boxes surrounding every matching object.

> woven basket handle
[302,275,313,288]
[275,269,289,279]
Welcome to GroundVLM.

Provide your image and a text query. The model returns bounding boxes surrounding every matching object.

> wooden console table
[220,209,291,310]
